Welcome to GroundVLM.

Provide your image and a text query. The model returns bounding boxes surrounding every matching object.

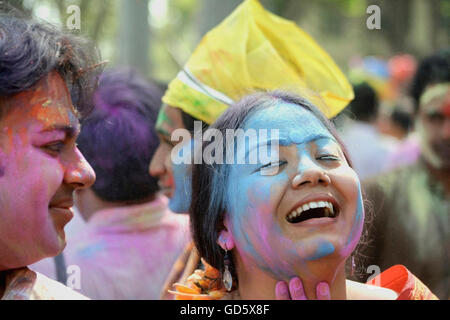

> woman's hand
[275,277,331,300]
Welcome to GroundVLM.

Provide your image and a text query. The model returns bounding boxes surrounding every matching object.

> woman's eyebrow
[243,138,286,162]
[298,134,334,145]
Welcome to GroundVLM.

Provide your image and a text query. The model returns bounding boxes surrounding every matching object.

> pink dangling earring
[222,250,233,291]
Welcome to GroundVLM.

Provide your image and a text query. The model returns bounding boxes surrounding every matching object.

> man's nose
[64,149,96,189]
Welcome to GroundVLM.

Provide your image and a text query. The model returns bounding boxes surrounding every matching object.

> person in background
[381,97,420,171]
[339,82,399,180]
[0,6,100,299]
[63,68,190,299]
[359,52,450,299]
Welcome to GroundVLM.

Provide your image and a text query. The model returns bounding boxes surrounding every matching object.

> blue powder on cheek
[346,183,364,246]
[227,168,287,270]
[169,163,192,213]
[169,140,194,213]
[306,241,335,261]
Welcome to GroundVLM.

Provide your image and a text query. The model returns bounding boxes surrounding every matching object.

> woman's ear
[217,217,235,250]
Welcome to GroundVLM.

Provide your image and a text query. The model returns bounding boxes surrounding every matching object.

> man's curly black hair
[0,3,102,119]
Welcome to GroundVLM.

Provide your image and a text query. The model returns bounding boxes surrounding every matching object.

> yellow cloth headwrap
[162,0,354,124]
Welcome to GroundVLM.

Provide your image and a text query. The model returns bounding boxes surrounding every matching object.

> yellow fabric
[162,0,354,123]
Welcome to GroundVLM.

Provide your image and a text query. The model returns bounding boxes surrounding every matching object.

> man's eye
[43,142,65,153]
[427,113,444,123]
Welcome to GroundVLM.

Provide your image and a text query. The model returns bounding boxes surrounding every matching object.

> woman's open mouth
[286,200,340,224]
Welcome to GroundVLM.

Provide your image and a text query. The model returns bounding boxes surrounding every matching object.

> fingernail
[276,282,288,294]
[292,277,302,290]
[317,282,329,295]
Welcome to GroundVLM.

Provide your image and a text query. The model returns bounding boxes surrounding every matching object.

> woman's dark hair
[190,90,369,281]
[410,51,450,113]
[77,68,163,203]
[0,5,102,119]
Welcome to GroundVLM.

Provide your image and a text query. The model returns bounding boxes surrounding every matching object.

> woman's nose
[291,159,331,189]
[149,145,169,178]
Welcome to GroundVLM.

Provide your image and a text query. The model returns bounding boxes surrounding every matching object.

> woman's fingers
[288,277,307,300]
[275,281,291,300]
[316,281,331,300]
[276,278,331,300]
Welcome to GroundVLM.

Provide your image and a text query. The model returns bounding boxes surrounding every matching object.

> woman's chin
[287,245,349,280]
[281,257,347,286]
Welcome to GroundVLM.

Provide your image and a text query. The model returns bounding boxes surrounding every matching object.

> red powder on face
[1,72,76,131]
[18,127,29,146]
[442,102,450,117]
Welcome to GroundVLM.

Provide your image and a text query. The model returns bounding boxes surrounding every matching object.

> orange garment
[367,265,438,300]
[168,261,438,300]
[160,241,200,299]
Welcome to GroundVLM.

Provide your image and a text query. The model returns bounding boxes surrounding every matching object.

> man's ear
[217,217,235,250]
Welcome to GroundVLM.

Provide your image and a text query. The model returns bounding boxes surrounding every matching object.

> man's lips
[49,200,73,208]
[49,199,74,225]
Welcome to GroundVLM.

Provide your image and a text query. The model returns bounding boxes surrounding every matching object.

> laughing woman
[170,91,438,300]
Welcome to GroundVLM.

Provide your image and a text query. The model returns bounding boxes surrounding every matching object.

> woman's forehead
[243,102,333,146]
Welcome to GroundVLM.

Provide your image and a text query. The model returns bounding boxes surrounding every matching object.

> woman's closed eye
[317,154,340,161]
[254,160,288,174]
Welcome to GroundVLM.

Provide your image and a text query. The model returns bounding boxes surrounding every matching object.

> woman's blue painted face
[169,139,193,213]
[225,103,364,281]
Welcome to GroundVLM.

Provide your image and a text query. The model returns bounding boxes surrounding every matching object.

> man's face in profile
[417,84,450,169]
[0,72,96,270]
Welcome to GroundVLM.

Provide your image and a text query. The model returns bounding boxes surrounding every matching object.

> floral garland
[168,259,233,300]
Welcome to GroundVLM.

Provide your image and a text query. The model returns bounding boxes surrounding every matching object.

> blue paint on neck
[306,241,335,261]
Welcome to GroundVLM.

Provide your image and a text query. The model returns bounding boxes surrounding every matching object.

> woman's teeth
[287,201,335,222]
